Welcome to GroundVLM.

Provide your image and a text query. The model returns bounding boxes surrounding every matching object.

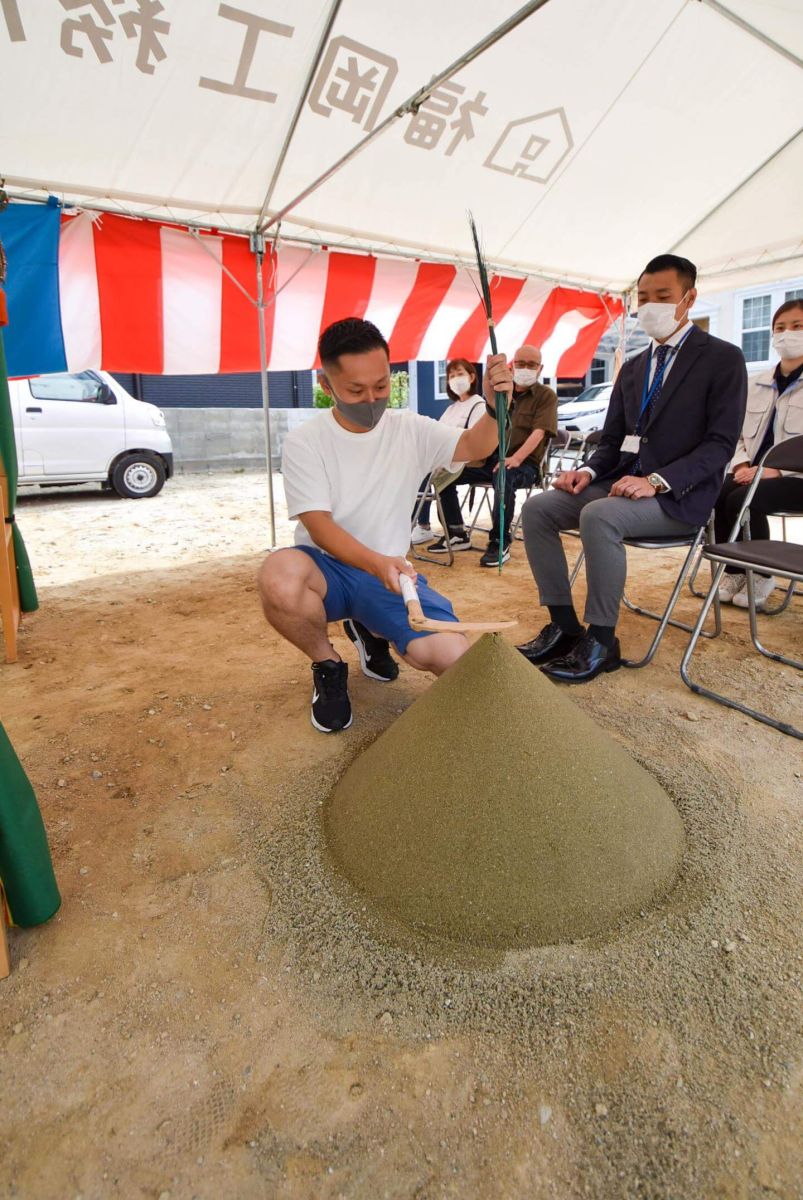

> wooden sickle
[399,574,517,633]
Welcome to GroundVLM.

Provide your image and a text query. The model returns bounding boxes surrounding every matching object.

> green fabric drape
[0,721,60,926]
[0,328,38,612]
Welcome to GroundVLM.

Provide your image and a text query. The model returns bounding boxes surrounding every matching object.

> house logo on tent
[485,108,573,183]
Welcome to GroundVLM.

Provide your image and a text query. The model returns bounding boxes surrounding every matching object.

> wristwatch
[647,472,669,493]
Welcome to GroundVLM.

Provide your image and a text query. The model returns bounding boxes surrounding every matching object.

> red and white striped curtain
[59,213,622,376]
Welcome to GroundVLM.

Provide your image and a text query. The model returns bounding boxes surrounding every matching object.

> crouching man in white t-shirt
[257,318,512,733]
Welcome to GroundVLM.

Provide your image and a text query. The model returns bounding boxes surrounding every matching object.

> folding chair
[410,473,454,566]
[568,520,722,667]
[688,511,799,615]
[463,481,495,538]
[463,475,542,547]
[562,433,722,665]
[680,436,803,739]
[542,429,571,487]
[464,435,559,545]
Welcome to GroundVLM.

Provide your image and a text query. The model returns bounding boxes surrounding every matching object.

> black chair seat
[704,539,803,578]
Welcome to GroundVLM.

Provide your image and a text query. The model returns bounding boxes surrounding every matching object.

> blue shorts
[294,546,458,654]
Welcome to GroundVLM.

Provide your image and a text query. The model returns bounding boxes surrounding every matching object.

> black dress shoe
[516,622,584,665]
[540,632,621,683]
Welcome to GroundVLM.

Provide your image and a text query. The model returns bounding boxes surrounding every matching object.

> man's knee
[578,497,622,540]
[522,490,567,534]
[257,550,310,609]
[403,631,468,673]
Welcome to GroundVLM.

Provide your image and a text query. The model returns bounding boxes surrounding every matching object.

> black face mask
[328,384,390,430]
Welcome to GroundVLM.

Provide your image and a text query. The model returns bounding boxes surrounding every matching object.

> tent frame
[10,0,795,546]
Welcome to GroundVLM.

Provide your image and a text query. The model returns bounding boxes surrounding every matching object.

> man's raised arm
[453,353,513,463]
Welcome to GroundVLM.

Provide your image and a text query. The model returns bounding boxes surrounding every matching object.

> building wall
[692,275,803,374]
[111,369,315,409]
[415,360,485,419]
[162,408,320,473]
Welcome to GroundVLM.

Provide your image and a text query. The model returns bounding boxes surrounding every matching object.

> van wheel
[110,453,166,499]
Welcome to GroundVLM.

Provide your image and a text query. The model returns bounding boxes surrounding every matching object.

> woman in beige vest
[715,298,803,609]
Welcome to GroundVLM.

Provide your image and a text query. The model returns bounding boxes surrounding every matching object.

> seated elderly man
[517,253,747,683]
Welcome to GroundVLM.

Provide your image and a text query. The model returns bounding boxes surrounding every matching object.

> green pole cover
[0,721,60,927]
[0,328,38,612]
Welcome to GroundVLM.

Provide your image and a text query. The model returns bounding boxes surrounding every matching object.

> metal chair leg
[466,487,494,537]
[622,532,721,668]
[410,481,454,567]
[680,563,803,739]
[744,569,803,667]
[568,546,585,586]
[687,544,707,597]
[760,578,798,616]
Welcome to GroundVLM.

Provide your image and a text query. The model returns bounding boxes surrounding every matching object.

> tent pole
[258,0,554,235]
[668,128,802,254]
[700,0,803,70]
[256,0,344,229]
[251,232,277,548]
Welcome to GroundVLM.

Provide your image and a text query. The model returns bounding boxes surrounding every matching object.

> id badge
[621,435,641,453]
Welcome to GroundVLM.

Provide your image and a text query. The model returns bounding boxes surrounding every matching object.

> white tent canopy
[3,0,802,293]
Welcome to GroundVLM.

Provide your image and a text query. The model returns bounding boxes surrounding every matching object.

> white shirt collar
[651,319,694,354]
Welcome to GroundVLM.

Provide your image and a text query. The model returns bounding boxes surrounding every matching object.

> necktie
[642,343,670,428]
[633,344,670,475]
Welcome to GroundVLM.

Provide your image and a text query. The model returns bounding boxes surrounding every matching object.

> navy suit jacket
[586,325,748,527]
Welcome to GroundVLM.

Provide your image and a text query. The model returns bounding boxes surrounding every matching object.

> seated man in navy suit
[517,253,748,683]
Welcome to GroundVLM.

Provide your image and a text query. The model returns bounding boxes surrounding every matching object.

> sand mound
[325,634,685,949]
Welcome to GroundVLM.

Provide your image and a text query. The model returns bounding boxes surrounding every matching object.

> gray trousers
[520,483,694,627]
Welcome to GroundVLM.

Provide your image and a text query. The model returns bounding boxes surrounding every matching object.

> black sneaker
[480,543,511,567]
[344,619,399,682]
[428,531,472,553]
[310,659,352,733]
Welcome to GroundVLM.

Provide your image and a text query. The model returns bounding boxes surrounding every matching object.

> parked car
[10,370,173,498]
[557,382,613,434]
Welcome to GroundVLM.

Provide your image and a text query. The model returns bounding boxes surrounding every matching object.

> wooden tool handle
[400,573,426,626]
[399,572,516,633]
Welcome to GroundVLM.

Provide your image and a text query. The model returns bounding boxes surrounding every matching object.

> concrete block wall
[163,408,320,473]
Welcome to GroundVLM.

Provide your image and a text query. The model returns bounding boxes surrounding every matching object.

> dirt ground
[2,472,801,1200]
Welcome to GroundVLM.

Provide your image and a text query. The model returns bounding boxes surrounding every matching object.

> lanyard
[637,324,695,427]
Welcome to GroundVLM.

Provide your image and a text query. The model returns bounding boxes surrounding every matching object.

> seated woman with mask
[715,298,803,609]
[428,344,557,566]
[411,358,485,544]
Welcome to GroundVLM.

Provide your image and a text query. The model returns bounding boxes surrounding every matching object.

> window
[785,288,803,302]
[589,357,606,385]
[29,371,105,403]
[741,295,771,362]
[435,360,449,397]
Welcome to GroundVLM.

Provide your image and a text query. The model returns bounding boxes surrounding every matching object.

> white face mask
[772,330,803,359]
[449,373,472,396]
[513,368,539,388]
[638,294,688,341]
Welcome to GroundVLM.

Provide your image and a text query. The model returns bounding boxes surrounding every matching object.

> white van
[11,370,173,498]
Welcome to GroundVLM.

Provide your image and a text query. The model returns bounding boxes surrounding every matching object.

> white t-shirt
[282,409,463,557]
[438,393,485,470]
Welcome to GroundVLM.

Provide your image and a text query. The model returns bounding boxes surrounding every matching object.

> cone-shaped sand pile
[325,635,685,949]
